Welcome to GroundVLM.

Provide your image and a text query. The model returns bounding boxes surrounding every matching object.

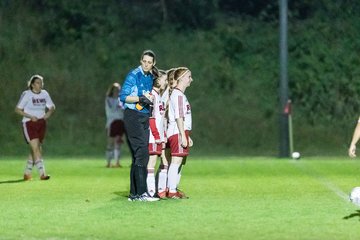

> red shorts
[149,142,162,155]
[107,120,125,142]
[168,130,191,157]
[23,119,46,144]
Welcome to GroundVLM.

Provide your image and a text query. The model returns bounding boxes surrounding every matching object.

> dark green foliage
[0,1,359,156]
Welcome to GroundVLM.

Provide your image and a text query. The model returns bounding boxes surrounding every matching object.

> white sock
[114,148,120,164]
[106,148,113,164]
[177,167,182,188]
[147,169,156,197]
[158,167,168,192]
[168,163,180,193]
[24,160,33,175]
[35,159,45,176]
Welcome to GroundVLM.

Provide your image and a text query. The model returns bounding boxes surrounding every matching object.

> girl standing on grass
[15,75,55,181]
[146,69,168,197]
[105,82,125,168]
[166,67,193,199]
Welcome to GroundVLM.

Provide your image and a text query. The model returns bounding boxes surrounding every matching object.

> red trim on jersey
[178,95,184,118]
[149,118,160,140]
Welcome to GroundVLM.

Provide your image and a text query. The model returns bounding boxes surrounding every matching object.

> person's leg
[124,110,149,197]
[106,136,114,167]
[167,156,182,195]
[29,139,49,180]
[24,153,34,180]
[147,155,157,196]
[113,136,121,167]
[157,149,169,197]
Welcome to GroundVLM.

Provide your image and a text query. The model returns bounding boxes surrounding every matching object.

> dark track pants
[124,109,150,196]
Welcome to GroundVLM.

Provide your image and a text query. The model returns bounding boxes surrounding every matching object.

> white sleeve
[44,91,55,109]
[16,91,29,109]
[173,93,184,119]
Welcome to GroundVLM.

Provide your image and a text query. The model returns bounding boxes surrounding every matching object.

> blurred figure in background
[15,74,55,181]
[105,82,125,168]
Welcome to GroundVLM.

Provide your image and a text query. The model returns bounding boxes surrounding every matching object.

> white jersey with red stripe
[16,89,55,123]
[167,88,192,138]
[105,97,124,128]
[149,89,165,143]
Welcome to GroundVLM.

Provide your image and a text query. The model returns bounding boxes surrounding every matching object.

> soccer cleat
[168,191,188,199]
[128,194,138,202]
[157,191,167,199]
[137,193,160,202]
[40,175,50,180]
[23,174,32,181]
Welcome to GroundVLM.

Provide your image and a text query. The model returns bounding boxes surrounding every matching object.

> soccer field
[1,156,360,239]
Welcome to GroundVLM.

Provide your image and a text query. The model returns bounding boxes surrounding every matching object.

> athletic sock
[24,159,33,175]
[168,163,180,193]
[106,148,113,166]
[114,148,120,164]
[146,168,155,197]
[35,159,46,176]
[158,166,168,192]
[177,167,182,188]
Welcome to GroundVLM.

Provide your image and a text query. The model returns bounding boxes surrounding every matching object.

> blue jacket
[119,66,153,114]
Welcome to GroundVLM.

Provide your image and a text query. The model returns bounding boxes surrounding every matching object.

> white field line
[293,162,349,201]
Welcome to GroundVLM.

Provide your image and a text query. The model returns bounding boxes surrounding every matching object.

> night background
[1,0,360,157]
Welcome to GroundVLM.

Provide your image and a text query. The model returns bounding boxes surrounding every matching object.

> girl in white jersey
[147,70,168,197]
[166,67,193,199]
[105,83,125,167]
[15,75,55,181]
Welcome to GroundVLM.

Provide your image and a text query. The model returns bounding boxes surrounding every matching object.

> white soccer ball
[349,187,360,206]
[291,152,301,159]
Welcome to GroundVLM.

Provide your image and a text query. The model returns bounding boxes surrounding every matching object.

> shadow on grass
[343,210,360,221]
[113,191,129,199]
[0,179,25,184]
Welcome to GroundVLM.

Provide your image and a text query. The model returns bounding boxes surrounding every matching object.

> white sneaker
[138,193,160,202]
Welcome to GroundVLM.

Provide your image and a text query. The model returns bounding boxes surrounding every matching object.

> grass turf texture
[1,157,360,239]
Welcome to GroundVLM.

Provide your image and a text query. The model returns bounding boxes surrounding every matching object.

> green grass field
[1,156,360,239]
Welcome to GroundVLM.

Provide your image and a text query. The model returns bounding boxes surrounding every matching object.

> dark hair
[153,69,167,89]
[27,74,44,90]
[141,49,156,64]
[106,83,121,97]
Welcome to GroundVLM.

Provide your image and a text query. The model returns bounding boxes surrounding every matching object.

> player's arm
[119,75,152,104]
[349,119,360,158]
[14,107,38,121]
[44,106,55,120]
[44,92,55,120]
[175,117,187,148]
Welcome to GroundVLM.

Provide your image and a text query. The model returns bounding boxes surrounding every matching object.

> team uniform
[16,88,55,180]
[16,89,55,143]
[148,89,165,155]
[105,96,125,142]
[167,88,192,156]
[161,87,170,148]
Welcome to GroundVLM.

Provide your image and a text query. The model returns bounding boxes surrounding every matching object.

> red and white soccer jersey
[16,90,55,123]
[167,88,192,137]
[149,89,165,143]
[105,96,124,128]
